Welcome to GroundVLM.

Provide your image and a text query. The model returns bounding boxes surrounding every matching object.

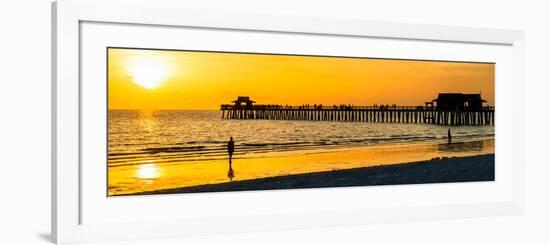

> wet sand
[127,154,495,195]
[109,139,494,196]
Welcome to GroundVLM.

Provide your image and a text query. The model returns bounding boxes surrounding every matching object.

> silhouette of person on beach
[226,137,236,181]
[448,128,452,144]
[227,137,235,161]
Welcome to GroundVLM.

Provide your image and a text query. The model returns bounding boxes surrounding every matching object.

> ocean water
[108,110,494,168]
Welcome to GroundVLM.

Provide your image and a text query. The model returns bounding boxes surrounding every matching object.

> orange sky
[108,48,494,110]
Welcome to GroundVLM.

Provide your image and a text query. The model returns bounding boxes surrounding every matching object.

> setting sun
[108,48,494,110]
[128,57,169,89]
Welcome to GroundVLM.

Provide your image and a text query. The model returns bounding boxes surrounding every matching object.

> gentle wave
[108,133,494,167]
[108,110,495,166]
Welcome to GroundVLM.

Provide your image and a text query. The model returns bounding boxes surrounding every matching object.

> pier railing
[220,104,495,126]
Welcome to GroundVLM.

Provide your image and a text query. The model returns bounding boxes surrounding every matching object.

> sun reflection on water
[137,164,159,179]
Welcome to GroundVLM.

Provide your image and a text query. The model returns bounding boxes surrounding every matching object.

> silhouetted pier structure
[220,95,494,126]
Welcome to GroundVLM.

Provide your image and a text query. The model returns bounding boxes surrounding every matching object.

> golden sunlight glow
[127,57,170,89]
[137,164,159,179]
[108,48,494,110]
[108,139,495,195]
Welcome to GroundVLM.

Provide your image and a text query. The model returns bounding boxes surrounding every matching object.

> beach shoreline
[116,154,494,196]
[109,138,494,196]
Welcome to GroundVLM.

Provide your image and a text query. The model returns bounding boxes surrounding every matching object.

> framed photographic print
[52,0,525,244]
[107,47,496,196]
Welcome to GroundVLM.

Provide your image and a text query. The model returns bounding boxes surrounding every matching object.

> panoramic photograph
[107,47,495,196]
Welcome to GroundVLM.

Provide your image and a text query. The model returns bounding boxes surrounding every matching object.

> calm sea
[108,110,494,167]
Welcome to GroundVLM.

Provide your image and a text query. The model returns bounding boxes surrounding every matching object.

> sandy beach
[125,154,494,195]
[109,138,494,196]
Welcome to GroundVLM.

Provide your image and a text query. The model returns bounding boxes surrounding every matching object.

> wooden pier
[220,96,495,126]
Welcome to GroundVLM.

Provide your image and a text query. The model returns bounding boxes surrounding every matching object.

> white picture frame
[52,0,525,244]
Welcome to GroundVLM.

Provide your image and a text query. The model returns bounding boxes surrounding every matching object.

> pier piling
[220,104,494,126]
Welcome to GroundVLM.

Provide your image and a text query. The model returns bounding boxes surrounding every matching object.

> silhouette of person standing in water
[448,128,452,144]
[227,137,235,181]
[227,137,235,161]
